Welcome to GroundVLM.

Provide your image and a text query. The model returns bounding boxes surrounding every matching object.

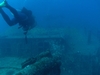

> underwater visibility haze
[0,0,100,75]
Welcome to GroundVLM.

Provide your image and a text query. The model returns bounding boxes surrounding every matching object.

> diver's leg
[6,3,20,19]
[0,0,20,19]
[0,8,14,26]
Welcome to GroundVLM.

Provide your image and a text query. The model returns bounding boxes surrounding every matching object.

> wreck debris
[14,51,61,75]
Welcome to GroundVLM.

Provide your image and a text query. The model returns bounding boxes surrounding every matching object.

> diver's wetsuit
[0,3,35,33]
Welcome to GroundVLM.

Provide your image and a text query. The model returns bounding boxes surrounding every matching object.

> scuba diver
[0,0,36,41]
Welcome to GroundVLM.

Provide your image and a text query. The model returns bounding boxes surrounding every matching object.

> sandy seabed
[0,57,25,75]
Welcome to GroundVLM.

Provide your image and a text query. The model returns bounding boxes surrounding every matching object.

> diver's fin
[0,0,6,7]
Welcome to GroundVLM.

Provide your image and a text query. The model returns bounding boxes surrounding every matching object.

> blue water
[0,0,100,75]
[0,0,99,30]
